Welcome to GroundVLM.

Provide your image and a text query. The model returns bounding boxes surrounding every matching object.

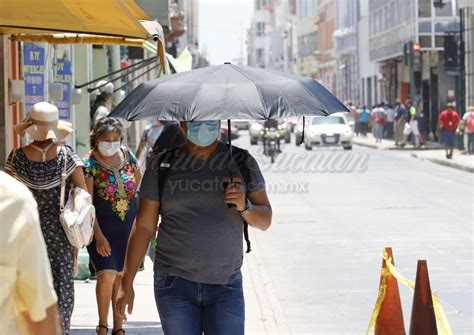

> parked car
[220,123,239,142]
[304,113,353,150]
[294,116,313,146]
[278,121,292,143]
[285,116,299,132]
[232,120,250,130]
[249,120,264,145]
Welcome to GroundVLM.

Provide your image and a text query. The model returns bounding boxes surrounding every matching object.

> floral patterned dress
[83,149,139,275]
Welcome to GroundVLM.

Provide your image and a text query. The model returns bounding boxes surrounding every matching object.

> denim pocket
[154,274,177,290]
[223,278,243,291]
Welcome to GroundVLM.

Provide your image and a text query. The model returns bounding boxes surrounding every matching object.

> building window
[256,48,264,64]
[435,1,453,17]
[419,0,431,17]
[419,35,432,48]
[434,20,459,33]
[419,21,432,33]
[298,32,317,58]
[256,22,265,37]
[435,35,445,48]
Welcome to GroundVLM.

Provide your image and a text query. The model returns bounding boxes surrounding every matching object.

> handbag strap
[60,146,68,213]
[9,149,17,176]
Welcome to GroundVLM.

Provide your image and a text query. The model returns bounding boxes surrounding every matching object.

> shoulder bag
[59,146,95,248]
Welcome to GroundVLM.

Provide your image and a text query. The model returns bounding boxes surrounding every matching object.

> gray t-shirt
[137,142,265,285]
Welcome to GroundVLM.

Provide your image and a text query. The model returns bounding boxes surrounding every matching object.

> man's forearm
[242,205,272,231]
[122,223,155,286]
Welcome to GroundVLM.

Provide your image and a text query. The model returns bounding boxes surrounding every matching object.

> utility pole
[459,7,466,115]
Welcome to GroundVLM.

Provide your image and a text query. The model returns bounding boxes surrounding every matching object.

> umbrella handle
[227,119,236,208]
[298,116,306,145]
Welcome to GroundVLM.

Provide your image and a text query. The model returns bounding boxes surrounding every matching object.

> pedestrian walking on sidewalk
[83,117,142,335]
[359,105,370,138]
[0,171,62,335]
[384,102,395,139]
[117,121,272,335]
[372,103,386,143]
[354,104,361,136]
[394,99,406,146]
[92,91,113,123]
[437,103,461,159]
[463,106,474,154]
[5,102,86,334]
[401,99,420,147]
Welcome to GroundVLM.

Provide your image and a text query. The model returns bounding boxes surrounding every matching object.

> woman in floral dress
[83,118,141,335]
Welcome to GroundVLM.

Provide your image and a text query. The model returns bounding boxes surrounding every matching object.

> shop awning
[10,34,145,46]
[10,20,165,46]
[0,0,150,39]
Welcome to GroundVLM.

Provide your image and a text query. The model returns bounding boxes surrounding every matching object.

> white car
[249,121,264,145]
[304,113,353,150]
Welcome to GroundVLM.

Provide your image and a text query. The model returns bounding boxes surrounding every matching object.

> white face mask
[98,141,121,156]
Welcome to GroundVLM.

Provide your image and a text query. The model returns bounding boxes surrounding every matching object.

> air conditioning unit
[135,0,171,33]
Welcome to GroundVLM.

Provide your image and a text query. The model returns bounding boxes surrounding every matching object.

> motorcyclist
[262,119,281,154]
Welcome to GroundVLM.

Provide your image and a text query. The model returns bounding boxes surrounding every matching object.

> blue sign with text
[23,46,45,114]
[54,58,72,120]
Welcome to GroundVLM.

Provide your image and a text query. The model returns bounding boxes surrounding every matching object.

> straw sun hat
[14,102,73,141]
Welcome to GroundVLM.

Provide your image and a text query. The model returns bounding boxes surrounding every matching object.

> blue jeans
[154,274,245,335]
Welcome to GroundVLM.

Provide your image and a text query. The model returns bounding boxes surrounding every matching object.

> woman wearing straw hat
[5,102,87,334]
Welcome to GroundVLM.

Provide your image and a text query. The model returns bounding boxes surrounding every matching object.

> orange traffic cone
[375,247,406,335]
[409,260,437,335]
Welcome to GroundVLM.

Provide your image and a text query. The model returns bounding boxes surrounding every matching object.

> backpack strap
[231,146,252,253]
[60,146,68,214]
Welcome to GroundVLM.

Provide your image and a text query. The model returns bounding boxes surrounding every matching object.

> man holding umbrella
[117,120,272,334]
[110,62,348,334]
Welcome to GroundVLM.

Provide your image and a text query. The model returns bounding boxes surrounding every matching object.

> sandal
[112,329,126,335]
[96,325,108,334]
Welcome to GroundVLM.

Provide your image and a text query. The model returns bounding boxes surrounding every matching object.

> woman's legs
[112,275,124,333]
[96,272,116,334]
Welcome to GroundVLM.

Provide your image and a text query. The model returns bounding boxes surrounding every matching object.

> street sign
[23,45,45,114]
[54,57,72,120]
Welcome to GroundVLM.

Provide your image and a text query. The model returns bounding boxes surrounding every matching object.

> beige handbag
[59,146,95,248]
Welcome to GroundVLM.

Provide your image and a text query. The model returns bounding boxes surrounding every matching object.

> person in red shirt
[436,103,461,159]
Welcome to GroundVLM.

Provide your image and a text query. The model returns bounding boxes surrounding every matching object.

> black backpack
[153,144,253,253]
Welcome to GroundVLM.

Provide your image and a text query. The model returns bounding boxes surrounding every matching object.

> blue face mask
[187,121,220,147]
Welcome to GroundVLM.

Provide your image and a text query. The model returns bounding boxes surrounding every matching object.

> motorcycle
[262,127,280,163]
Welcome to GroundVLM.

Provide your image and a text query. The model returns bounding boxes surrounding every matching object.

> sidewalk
[352,133,443,150]
[410,150,474,173]
[353,134,474,173]
[71,257,267,335]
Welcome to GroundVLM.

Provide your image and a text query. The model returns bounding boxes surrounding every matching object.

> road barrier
[366,248,453,335]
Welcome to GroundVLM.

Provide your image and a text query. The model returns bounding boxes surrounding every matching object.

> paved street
[236,133,473,334]
[72,132,473,334]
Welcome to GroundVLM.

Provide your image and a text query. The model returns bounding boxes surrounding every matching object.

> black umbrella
[111,64,349,253]
[109,63,349,121]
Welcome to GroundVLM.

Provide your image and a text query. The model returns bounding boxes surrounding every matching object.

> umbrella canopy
[109,63,349,121]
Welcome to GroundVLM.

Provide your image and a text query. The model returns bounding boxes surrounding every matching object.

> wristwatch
[238,199,253,216]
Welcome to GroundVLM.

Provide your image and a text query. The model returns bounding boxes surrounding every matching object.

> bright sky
[199,0,254,65]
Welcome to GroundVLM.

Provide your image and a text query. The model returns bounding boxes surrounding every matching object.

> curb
[411,153,474,173]
[352,141,381,150]
[353,141,443,151]
[246,230,289,334]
